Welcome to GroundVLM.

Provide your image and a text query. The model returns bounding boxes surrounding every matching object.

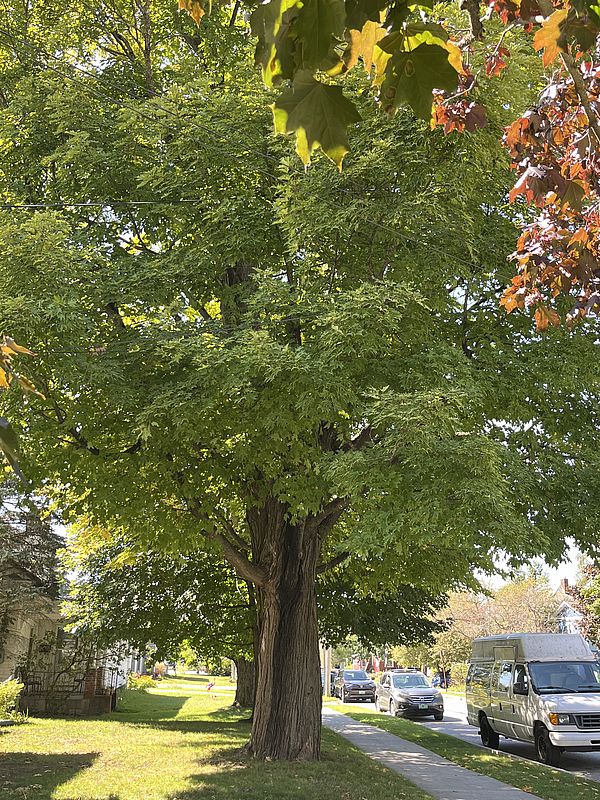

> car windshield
[529,661,600,693]
[343,670,368,681]
[392,674,430,689]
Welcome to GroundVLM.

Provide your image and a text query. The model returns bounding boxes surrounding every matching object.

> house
[0,557,144,714]
[554,577,584,635]
[0,558,62,683]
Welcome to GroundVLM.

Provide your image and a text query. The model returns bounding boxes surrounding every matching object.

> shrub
[152,662,167,677]
[449,662,469,687]
[0,679,24,718]
[127,673,156,692]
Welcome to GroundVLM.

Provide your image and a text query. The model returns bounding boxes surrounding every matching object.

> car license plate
[359,690,366,694]
[419,703,428,709]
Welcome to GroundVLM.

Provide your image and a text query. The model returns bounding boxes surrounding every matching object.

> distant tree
[565,565,600,647]
[491,575,558,634]
[63,529,257,706]
[0,481,62,604]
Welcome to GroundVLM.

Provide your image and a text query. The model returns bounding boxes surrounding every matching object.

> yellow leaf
[18,376,45,398]
[3,337,35,356]
[344,21,387,73]
[0,368,9,389]
[444,41,464,75]
[533,9,568,67]
[373,45,391,87]
[178,0,206,25]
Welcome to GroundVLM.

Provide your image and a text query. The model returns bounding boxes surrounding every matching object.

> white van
[466,633,600,766]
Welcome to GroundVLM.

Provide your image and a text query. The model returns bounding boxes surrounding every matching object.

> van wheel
[535,726,561,767]
[479,714,500,749]
[389,699,397,717]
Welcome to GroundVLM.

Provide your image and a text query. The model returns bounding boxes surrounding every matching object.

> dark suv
[375,669,444,720]
[334,669,376,703]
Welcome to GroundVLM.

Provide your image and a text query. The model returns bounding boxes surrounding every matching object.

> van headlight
[548,713,574,725]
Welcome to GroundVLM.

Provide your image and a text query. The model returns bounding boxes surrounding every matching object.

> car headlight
[548,713,574,725]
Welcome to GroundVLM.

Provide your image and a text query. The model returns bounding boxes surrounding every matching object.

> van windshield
[529,661,600,693]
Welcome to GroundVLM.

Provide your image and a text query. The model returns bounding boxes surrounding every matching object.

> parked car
[466,632,600,767]
[376,669,444,720]
[320,670,338,695]
[334,669,376,702]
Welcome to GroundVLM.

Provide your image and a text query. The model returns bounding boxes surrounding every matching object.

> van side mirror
[513,682,528,696]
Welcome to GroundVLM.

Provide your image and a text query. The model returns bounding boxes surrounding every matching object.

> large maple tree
[1,0,600,763]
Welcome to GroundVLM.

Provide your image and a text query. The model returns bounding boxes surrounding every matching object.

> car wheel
[389,699,397,717]
[341,688,347,703]
[535,725,561,767]
[376,697,383,712]
[433,711,444,721]
[479,714,500,749]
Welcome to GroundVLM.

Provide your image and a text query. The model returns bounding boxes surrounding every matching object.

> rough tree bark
[233,656,255,708]
[245,499,322,760]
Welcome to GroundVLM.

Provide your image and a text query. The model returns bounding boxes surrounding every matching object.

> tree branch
[537,0,600,145]
[316,551,350,574]
[229,0,241,26]
[343,425,374,452]
[213,508,250,552]
[187,501,267,586]
[311,497,350,529]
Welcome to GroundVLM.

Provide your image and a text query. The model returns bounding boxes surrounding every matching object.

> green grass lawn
[340,704,600,800]
[0,677,434,800]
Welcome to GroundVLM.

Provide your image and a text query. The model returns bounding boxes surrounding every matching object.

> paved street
[347,693,600,783]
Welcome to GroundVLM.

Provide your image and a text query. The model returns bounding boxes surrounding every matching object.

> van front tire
[479,714,500,749]
[535,725,561,767]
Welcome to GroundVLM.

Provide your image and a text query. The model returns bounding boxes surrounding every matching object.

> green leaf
[251,0,301,86]
[344,0,388,30]
[272,71,361,167]
[380,43,458,119]
[294,0,346,68]
[378,22,449,55]
[0,416,24,480]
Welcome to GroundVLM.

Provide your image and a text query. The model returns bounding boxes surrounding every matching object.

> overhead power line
[0,26,496,276]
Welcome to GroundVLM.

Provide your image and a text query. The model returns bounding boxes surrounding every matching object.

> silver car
[376,669,444,720]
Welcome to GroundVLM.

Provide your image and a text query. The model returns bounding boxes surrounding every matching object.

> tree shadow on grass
[0,751,99,800]
[110,690,191,723]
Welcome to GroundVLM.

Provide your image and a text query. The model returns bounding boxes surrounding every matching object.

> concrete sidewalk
[322,707,542,800]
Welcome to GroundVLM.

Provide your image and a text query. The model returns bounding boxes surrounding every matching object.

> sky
[487,539,582,590]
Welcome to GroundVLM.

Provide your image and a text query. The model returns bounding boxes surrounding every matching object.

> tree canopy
[1,0,600,758]
[176,0,600,329]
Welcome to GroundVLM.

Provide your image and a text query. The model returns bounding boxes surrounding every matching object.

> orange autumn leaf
[534,305,561,330]
[533,9,568,67]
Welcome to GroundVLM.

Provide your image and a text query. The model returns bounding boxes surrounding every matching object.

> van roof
[470,633,596,663]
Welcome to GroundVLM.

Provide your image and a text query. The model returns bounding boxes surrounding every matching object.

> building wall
[0,603,61,682]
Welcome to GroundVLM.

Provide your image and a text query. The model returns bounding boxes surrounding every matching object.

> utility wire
[0,200,204,208]
[0,26,494,276]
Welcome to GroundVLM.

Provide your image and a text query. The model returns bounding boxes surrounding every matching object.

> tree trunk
[233,657,255,708]
[246,504,322,760]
